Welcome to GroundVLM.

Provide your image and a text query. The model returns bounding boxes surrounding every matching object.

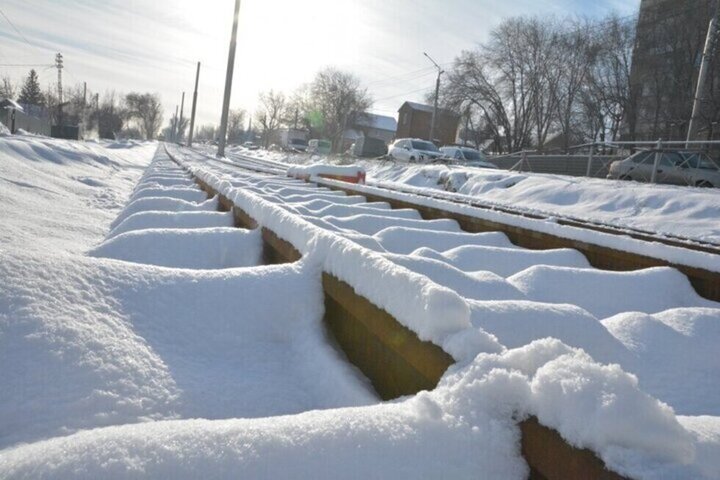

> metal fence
[0,109,51,136]
[487,154,623,178]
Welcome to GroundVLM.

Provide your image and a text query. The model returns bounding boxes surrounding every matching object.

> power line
[0,8,37,51]
[0,63,53,67]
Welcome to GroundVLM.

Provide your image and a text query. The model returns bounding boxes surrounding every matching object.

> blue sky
[0,0,640,128]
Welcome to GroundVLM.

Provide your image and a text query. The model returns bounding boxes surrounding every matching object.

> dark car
[351,137,388,158]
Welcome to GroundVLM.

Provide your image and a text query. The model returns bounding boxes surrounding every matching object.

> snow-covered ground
[223,146,720,244]
[1,136,719,479]
[176,145,720,479]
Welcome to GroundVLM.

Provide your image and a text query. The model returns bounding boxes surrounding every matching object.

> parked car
[286,138,308,152]
[388,138,443,162]
[351,137,388,158]
[308,139,332,155]
[439,146,498,169]
[607,150,720,187]
[243,141,259,150]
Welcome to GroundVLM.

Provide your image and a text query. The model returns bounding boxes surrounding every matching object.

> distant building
[396,101,460,146]
[353,113,397,144]
[342,112,397,151]
[626,0,718,141]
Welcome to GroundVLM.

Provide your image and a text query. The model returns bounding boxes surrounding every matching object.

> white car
[439,146,497,169]
[388,138,443,162]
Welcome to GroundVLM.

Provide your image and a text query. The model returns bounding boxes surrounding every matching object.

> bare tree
[255,90,286,148]
[553,19,599,151]
[90,92,125,139]
[228,108,246,144]
[585,14,636,142]
[125,92,163,140]
[305,67,372,152]
[1,77,16,100]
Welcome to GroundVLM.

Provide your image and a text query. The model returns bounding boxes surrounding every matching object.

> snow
[90,227,263,269]
[2,139,720,480]
[315,176,720,273]
[374,227,515,254]
[287,163,365,178]
[415,245,591,277]
[0,121,9,135]
[508,266,716,318]
[362,162,720,244]
[110,195,219,229]
[108,210,235,238]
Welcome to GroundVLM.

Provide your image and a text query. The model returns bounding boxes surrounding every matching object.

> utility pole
[424,52,444,144]
[94,93,99,135]
[172,104,179,142]
[687,0,720,147]
[217,0,242,157]
[188,61,201,147]
[82,82,87,128]
[55,52,64,126]
[178,91,186,142]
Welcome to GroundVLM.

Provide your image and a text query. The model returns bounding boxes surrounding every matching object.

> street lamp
[423,52,444,143]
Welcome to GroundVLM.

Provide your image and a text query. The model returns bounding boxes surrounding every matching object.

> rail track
[163,144,720,478]
[201,148,720,255]
[179,146,720,302]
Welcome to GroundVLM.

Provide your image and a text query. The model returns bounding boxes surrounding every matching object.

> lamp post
[424,52,444,143]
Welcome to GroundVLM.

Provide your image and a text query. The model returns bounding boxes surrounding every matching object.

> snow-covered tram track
[219,150,720,254]
[166,144,720,479]
[165,145,635,480]
[185,147,720,303]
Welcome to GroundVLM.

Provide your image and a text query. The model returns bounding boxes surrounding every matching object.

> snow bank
[6,333,709,480]
[508,266,717,318]
[130,186,208,204]
[111,196,219,230]
[109,211,234,238]
[374,227,515,254]
[287,163,365,178]
[603,308,720,415]
[90,227,262,269]
[386,253,526,301]
[323,214,460,236]
[0,121,9,135]
[363,162,720,245]
[416,245,590,277]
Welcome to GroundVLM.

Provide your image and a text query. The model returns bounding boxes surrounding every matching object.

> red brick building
[396,101,460,145]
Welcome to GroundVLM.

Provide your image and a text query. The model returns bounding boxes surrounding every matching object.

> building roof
[0,99,23,111]
[399,101,460,118]
[354,113,397,132]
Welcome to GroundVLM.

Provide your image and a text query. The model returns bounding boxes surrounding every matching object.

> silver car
[607,150,720,187]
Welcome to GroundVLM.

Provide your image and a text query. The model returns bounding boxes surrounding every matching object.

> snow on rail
[314,177,720,273]
[159,145,720,478]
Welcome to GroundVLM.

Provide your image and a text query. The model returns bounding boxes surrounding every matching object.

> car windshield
[411,140,439,152]
[460,148,483,160]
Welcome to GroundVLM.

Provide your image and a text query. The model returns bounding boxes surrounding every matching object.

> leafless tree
[1,76,16,100]
[585,14,636,142]
[552,19,599,151]
[125,92,163,140]
[228,109,246,144]
[254,90,286,148]
[305,67,372,152]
